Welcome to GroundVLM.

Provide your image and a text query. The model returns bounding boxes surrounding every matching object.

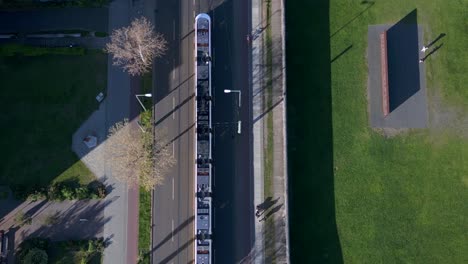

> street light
[224,89,241,107]
[135,93,152,111]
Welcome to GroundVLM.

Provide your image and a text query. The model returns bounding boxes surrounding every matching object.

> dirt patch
[373,127,410,138]
[372,86,468,138]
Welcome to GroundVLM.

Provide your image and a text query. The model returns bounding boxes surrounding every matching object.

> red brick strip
[380,31,389,117]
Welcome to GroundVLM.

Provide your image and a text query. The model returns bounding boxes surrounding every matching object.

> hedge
[0,44,85,56]
[12,181,107,201]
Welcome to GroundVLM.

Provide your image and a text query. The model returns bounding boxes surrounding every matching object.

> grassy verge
[0,52,107,198]
[138,187,151,264]
[0,44,85,56]
[138,73,153,264]
[263,0,276,262]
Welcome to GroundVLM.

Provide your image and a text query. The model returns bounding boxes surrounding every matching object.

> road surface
[151,0,253,263]
[152,0,196,263]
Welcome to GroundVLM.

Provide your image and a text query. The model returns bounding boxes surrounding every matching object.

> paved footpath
[251,0,290,262]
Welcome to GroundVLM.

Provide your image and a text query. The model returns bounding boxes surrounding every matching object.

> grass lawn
[287,0,467,263]
[0,52,107,193]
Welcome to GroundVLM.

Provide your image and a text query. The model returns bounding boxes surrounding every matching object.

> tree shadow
[330,1,375,38]
[150,216,195,253]
[25,199,114,241]
[331,44,353,63]
[259,203,283,222]
[386,9,420,112]
[421,43,443,61]
[425,33,445,49]
[286,0,343,263]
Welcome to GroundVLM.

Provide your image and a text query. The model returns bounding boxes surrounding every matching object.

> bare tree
[105,17,167,76]
[106,119,175,191]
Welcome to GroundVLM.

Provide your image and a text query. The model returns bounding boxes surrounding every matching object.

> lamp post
[224,89,241,107]
[135,93,152,112]
[135,93,152,132]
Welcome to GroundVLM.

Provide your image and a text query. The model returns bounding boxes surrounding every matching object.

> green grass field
[287,0,467,263]
[0,52,107,193]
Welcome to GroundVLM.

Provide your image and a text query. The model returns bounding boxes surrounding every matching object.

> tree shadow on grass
[286,0,343,263]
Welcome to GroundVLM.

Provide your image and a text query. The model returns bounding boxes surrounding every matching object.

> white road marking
[172,177,175,200]
[172,96,176,119]
[172,59,176,80]
[172,142,175,157]
[171,219,175,242]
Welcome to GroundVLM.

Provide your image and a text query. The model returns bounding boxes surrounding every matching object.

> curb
[279,0,291,260]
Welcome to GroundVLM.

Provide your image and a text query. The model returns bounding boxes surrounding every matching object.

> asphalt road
[152,0,196,263]
[207,0,254,263]
[152,0,253,263]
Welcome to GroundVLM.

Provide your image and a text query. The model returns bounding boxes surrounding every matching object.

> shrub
[43,212,60,226]
[27,189,47,201]
[60,185,75,200]
[75,187,90,200]
[47,184,61,200]
[15,211,32,226]
[23,248,48,264]
[87,239,95,253]
[12,181,107,201]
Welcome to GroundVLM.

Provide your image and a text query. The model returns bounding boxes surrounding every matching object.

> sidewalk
[251,0,290,262]
[72,0,132,263]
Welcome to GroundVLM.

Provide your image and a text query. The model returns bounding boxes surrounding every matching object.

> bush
[15,211,32,226]
[27,189,47,201]
[87,239,96,253]
[75,187,90,200]
[23,248,48,264]
[11,181,107,201]
[16,238,50,263]
[0,44,85,57]
[60,185,75,200]
[43,211,60,226]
